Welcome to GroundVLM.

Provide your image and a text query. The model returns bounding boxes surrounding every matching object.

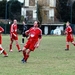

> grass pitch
[0,35,75,75]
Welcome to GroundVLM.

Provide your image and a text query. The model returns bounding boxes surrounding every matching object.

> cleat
[23,60,26,63]
[21,58,26,63]
[4,54,8,57]
[0,49,4,54]
[65,49,69,51]
[21,58,24,61]
[18,49,22,52]
[9,49,13,52]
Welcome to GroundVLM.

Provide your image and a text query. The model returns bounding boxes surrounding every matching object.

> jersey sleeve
[0,26,4,33]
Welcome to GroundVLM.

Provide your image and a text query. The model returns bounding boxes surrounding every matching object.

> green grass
[0,35,75,75]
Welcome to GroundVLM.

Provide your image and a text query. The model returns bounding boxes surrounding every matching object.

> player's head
[66,21,70,27]
[13,19,17,24]
[34,20,40,27]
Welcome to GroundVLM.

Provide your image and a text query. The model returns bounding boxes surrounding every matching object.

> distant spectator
[54,26,61,35]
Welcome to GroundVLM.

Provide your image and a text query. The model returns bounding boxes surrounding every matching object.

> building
[21,0,65,35]
[21,0,56,24]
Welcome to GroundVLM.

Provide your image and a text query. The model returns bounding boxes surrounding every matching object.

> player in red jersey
[21,21,42,63]
[0,26,8,57]
[64,21,75,50]
[9,19,22,52]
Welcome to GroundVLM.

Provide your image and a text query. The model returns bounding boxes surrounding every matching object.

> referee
[21,21,28,44]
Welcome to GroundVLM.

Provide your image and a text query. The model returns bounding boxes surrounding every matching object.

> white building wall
[49,8,54,21]
[25,0,29,6]
[50,0,56,7]
[21,8,26,18]
[21,0,56,22]
[33,10,37,19]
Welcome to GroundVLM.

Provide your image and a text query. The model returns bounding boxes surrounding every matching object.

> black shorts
[22,32,28,38]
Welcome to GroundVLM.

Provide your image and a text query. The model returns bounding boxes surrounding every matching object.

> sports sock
[24,54,29,62]
[67,45,69,49]
[22,38,24,43]
[10,44,12,50]
[73,43,75,46]
[23,51,26,57]
[3,50,7,55]
[16,44,21,51]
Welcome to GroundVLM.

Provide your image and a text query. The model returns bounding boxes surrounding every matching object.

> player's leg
[23,41,36,62]
[71,41,75,46]
[15,40,22,52]
[25,49,31,62]
[22,49,31,63]
[0,45,8,57]
[65,42,69,50]
[21,47,27,62]
[65,36,70,50]
[71,37,75,46]
[3,50,8,57]
[9,38,13,52]
[22,37,24,44]
[21,33,25,44]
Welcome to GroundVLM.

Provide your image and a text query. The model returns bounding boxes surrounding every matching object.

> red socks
[10,44,12,50]
[23,51,29,62]
[25,55,29,62]
[16,44,21,51]
[3,50,7,55]
[67,45,69,49]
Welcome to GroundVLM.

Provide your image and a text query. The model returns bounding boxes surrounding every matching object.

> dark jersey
[23,24,27,33]
[22,24,28,37]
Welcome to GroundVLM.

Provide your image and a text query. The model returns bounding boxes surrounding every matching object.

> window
[29,0,35,6]
[26,10,33,20]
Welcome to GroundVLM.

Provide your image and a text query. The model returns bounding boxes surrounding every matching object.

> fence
[0,23,75,35]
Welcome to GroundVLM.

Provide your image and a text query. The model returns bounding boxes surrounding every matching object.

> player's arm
[12,25,17,37]
[64,27,68,35]
[35,32,42,48]
[35,37,42,48]
[12,33,17,37]
[0,27,4,33]
[68,27,72,33]
[25,30,30,36]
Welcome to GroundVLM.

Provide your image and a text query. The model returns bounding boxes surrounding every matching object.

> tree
[7,0,22,21]
[37,1,42,24]
[72,1,75,24]
[56,0,75,24]
[0,0,6,19]
[56,0,71,22]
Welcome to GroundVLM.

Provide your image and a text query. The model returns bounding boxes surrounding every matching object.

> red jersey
[65,26,72,36]
[10,24,17,35]
[27,27,42,41]
[0,26,4,44]
[10,24,18,40]
[24,27,42,51]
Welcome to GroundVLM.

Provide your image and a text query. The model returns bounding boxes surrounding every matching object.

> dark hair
[37,20,41,27]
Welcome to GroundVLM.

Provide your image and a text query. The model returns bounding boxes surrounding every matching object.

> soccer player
[0,26,8,57]
[21,21,42,63]
[21,21,28,44]
[64,21,75,50]
[9,19,22,52]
